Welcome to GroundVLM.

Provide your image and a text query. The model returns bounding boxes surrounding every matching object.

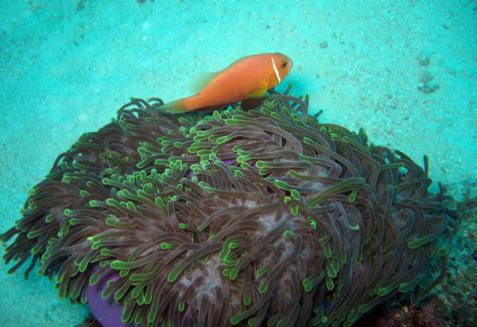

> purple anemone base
[86,268,137,327]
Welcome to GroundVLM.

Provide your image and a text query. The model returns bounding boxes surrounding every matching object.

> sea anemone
[1,91,455,326]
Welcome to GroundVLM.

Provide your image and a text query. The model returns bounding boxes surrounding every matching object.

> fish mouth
[286,56,293,73]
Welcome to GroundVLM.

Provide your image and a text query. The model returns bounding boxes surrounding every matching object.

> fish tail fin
[158,99,189,114]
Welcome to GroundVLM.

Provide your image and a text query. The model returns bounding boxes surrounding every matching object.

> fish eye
[281,62,287,68]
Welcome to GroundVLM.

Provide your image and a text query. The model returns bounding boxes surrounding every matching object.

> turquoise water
[0,1,476,326]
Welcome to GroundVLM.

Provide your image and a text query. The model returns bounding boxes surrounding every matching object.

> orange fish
[160,53,292,113]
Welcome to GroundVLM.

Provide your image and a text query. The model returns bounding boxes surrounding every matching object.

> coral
[1,92,455,326]
[354,298,446,327]
[429,195,477,326]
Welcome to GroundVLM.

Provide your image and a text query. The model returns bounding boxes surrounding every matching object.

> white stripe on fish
[271,56,281,83]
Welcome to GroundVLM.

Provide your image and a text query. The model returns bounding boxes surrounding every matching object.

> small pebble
[417,55,431,67]
[319,41,328,49]
[418,81,440,94]
[419,71,434,84]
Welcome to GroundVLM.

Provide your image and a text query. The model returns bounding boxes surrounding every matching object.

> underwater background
[0,1,476,326]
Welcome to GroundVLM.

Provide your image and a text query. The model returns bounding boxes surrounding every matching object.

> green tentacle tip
[222,267,232,277]
[30,245,41,254]
[408,236,433,249]
[27,229,42,239]
[105,216,120,227]
[89,271,101,285]
[106,197,120,207]
[256,266,268,277]
[236,155,251,163]
[327,264,337,278]
[63,208,73,216]
[228,267,239,280]
[114,285,129,303]
[212,110,222,119]
[325,277,334,291]
[324,246,332,258]
[398,282,413,293]
[111,260,129,270]
[131,285,143,299]
[377,287,392,296]
[247,317,257,326]
[124,201,137,212]
[68,218,79,225]
[233,169,245,177]
[78,258,90,272]
[100,282,113,300]
[219,247,230,262]
[350,224,360,231]
[160,242,173,250]
[120,302,134,323]
[167,267,182,283]
[147,309,157,324]
[258,280,269,294]
[303,277,316,293]
[178,302,185,312]
[88,200,102,207]
[243,294,252,306]
[101,177,114,186]
[274,179,291,190]
[173,141,185,148]
[154,196,166,210]
[90,240,102,250]
[358,302,375,314]
[308,218,317,230]
[208,234,217,241]
[240,162,253,170]
[303,281,312,293]
[290,189,301,201]
[255,160,267,169]
[133,313,143,325]
[231,312,246,325]
[228,240,240,249]
[347,189,358,203]
[58,223,70,237]
[216,135,232,144]
[290,204,299,216]
[178,223,189,230]
[45,213,56,223]
[222,257,236,267]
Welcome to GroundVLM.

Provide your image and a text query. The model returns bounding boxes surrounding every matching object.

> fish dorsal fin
[190,72,218,93]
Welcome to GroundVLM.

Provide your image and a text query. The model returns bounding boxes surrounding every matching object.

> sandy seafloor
[0,1,476,326]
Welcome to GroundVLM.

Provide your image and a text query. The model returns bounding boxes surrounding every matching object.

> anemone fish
[159,52,292,113]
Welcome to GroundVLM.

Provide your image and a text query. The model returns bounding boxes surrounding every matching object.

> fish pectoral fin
[247,87,268,98]
[190,72,218,93]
